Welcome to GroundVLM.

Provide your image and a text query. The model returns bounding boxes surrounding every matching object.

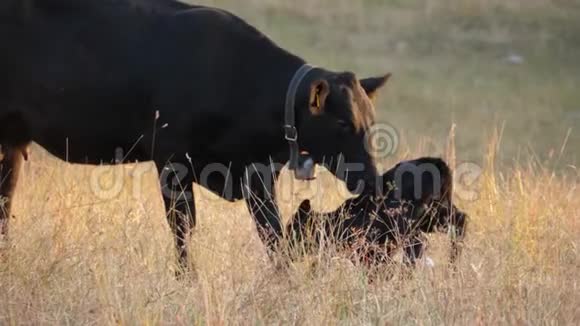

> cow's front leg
[287,200,312,252]
[157,162,196,273]
[242,165,282,254]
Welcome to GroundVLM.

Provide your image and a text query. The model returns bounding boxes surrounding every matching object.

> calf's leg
[403,234,426,267]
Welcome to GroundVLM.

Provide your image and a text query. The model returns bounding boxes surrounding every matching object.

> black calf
[288,157,468,267]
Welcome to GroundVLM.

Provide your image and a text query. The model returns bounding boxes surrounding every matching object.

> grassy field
[1,0,580,324]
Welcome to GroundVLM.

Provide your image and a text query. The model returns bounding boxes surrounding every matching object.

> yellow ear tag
[315,94,321,109]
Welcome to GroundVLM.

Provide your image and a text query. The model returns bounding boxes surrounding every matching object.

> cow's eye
[337,119,352,132]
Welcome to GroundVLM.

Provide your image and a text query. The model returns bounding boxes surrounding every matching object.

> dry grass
[1,138,578,325]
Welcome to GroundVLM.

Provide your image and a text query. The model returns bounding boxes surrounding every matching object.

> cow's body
[0,0,389,269]
[289,158,468,267]
[1,2,296,170]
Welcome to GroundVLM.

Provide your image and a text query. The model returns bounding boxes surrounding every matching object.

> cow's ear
[309,79,330,115]
[360,73,391,100]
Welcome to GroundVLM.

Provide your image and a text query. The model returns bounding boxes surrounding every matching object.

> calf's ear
[309,79,330,115]
[360,73,391,100]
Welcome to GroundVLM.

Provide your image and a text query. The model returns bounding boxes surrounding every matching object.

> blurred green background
[195,0,580,168]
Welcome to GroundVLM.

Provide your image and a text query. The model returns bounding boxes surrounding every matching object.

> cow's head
[297,71,390,193]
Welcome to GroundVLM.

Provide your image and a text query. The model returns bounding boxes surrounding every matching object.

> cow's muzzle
[294,152,316,181]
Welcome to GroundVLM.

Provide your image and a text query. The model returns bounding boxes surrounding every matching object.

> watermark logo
[87,159,483,205]
[392,162,443,200]
[365,123,399,159]
[86,121,483,205]
[454,162,483,201]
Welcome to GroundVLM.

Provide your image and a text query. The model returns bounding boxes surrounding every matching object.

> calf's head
[297,71,390,193]
[375,158,468,263]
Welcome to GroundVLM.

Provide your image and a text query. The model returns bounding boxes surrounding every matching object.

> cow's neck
[244,49,311,163]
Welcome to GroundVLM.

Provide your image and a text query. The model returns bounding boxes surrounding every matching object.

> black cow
[288,157,468,267]
[0,0,390,269]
